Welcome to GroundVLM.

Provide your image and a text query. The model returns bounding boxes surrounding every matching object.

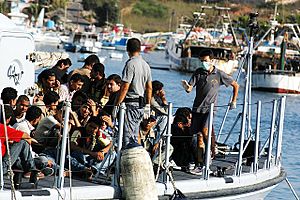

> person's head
[106,74,121,93]
[90,63,105,80]
[152,80,164,95]
[25,106,42,126]
[43,91,60,111]
[15,95,30,116]
[175,107,192,127]
[1,87,18,106]
[71,91,88,111]
[54,58,72,71]
[140,115,156,131]
[173,114,190,130]
[37,69,57,90]
[85,116,101,135]
[126,38,141,56]
[68,73,84,92]
[79,103,92,119]
[0,105,14,124]
[84,55,100,70]
[198,49,214,71]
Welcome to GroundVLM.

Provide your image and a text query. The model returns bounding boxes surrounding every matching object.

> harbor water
[36,44,300,199]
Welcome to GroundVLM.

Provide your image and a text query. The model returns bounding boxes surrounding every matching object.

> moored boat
[166,6,240,74]
[252,21,300,94]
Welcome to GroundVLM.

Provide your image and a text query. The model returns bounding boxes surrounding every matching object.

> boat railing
[254,69,297,76]
[0,95,286,191]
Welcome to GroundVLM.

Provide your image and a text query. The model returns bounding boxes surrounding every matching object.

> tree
[94,0,119,26]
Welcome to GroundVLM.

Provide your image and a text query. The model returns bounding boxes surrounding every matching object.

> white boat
[252,20,300,93]
[166,7,239,74]
[0,12,293,200]
[64,32,102,53]
[31,30,62,45]
[166,35,238,74]
[0,13,35,95]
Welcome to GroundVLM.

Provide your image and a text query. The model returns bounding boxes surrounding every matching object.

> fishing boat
[63,32,102,53]
[252,20,300,93]
[1,12,298,200]
[165,6,239,74]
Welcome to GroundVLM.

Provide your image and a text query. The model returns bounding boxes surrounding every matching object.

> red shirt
[0,124,24,157]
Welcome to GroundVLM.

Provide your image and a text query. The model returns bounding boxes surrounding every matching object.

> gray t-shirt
[189,67,233,113]
[122,55,152,99]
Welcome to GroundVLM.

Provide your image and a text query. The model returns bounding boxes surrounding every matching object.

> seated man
[69,116,115,180]
[59,73,84,102]
[1,87,18,108]
[101,74,121,115]
[13,106,53,176]
[14,95,30,123]
[138,116,173,167]
[0,105,42,179]
[151,80,168,145]
[170,111,194,172]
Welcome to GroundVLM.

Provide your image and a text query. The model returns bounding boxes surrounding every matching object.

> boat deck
[2,153,268,191]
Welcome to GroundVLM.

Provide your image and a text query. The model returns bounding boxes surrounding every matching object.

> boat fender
[121,146,158,200]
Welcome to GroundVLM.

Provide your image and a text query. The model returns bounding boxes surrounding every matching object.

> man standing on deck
[113,38,152,148]
[181,50,239,175]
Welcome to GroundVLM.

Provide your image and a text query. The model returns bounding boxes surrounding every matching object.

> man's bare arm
[181,80,193,93]
[145,81,152,104]
[231,81,239,102]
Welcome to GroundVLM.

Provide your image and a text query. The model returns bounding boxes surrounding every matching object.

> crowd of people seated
[0,54,215,184]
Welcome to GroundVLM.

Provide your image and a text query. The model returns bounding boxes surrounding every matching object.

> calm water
[36,44,300,199]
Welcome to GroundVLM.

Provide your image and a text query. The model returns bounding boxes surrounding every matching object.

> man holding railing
[181,49,239,175]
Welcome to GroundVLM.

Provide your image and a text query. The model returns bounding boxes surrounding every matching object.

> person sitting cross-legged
[0,105,44,179]
[69,116,115,180]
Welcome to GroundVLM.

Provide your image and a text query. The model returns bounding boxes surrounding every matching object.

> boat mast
[237,12,259,176]
[179,6,211,46]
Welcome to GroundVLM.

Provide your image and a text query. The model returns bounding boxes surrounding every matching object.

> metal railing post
[57,101,71,189]
[247,36,254,138]
[204,103,213,180]
[276,96,286,166]
[267,100,277,169]
[254,101,261,173]
[237,77,248,176]
[163,103,173,183]
[113,103,126,187]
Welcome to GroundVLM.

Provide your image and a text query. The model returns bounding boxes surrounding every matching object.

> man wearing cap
[113,38,152,148]
[181,49,239,175]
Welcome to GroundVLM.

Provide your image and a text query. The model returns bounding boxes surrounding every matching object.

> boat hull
[0,166,285,199]
[252,71,300,94]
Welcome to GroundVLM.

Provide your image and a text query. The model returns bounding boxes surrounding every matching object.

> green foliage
[237,15,249,29]
[81,0,119,26]
[50,0,68,10]
[0,0,9,14]
[132,0,168,18]
[82,0,104,11]
[94,0,119,26]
